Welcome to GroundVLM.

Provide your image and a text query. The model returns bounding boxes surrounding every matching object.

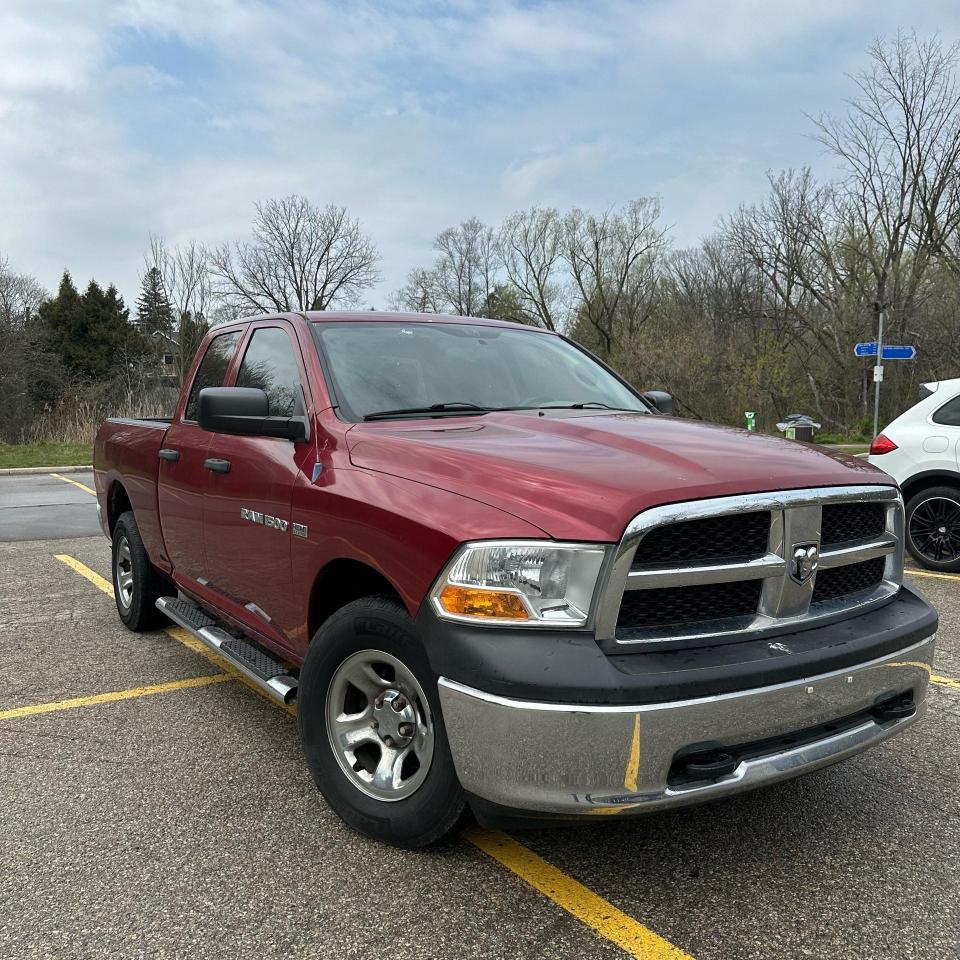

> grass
[0,441,93,469]
[815,432,871,445]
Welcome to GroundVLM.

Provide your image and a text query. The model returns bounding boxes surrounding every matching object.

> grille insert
[812,557,886,603]
[632,511,770,569]
[616,579,763,630]
[821,502,885,547]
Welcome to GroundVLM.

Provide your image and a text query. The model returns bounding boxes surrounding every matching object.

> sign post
[872,306,884,440]
[854,322,915,438]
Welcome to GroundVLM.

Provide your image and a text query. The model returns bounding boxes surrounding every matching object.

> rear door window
[184,331,242,422]
[932,394,960,427]
[235,327,305,417]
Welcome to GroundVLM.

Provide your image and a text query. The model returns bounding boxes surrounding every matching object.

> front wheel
[297,597,466,848]
[905,486,960,572]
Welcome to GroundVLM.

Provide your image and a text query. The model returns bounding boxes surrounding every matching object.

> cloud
[0,0,958,307]
[502,142,610,198]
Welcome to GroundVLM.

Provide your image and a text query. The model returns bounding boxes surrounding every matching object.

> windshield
[311,321,650,422]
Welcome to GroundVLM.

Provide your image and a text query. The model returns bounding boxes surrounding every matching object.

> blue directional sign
[854,342,916,360]
[881,344,916,360]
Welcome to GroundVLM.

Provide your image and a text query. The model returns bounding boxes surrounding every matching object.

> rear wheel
[112,511,167,631]
[905,486,960,572]
[298,596,465,848]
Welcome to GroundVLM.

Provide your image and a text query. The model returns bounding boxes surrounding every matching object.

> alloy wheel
[909,496,960,564]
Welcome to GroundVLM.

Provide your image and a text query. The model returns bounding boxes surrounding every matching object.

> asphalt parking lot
[1,472,958,959]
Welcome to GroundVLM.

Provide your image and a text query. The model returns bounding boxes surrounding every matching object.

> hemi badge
[292,522,309,539]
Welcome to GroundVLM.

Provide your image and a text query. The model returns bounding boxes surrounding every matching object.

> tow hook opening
[668,744,739,787]
[680,751,737,781]
[870,690,916,724]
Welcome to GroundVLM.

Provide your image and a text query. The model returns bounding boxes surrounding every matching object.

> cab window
[235,327,305,417]
[184,331,242,422]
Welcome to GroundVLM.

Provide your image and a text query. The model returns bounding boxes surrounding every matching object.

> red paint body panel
[156,422,210,583]
[94,311,896,669]
[94,419,172,570]
[346,412,888,542]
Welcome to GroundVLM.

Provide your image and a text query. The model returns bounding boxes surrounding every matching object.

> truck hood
[346,410,891,541]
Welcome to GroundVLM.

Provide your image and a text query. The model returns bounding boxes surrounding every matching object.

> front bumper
[437,632,936,817]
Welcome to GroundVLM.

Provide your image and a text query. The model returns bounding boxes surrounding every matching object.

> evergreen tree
[136,266,174,338]
[39,271,86,375]
[38,272,147,381]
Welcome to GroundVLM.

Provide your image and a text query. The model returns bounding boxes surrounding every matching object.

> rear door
[201,321,316,652]
[929,392,960,472]
[157,329,243,588]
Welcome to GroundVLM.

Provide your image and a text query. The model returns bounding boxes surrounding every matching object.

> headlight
[430,541,608,627]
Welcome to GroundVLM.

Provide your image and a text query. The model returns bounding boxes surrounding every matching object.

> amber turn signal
[438,585,529,620]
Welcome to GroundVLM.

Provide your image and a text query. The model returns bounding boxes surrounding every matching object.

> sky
[1,0,959,309]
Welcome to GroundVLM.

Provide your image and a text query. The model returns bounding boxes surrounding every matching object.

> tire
[112,511,167,631]
[905,485,960,572]
[298,596,466,848]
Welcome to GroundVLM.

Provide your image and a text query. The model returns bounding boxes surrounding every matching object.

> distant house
[150,330,179,379]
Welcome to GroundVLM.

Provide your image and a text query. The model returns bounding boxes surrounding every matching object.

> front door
[157,329,243,589]
[201,322,315,653]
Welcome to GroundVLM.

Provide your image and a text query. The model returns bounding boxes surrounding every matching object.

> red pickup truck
[95,312,937,847]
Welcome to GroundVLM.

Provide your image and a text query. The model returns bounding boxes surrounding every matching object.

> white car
[868,377,960,571]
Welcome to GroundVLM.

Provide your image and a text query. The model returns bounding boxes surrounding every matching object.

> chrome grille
[597,485,903,648]
[821,502,885,546]
[616,579,763,629]
[631,512,770,569]
[812,556,886,603]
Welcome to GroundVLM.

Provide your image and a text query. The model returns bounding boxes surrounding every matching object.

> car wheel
[905,486,960,572]
[297,596,466,848]
[112,511,167,631]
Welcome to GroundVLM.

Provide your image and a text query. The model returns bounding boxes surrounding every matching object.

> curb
[0,465,94,476]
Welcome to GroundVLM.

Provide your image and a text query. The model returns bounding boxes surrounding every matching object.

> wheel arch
[106,479,133,537]
[900,470,960,504]
[308,557,406,642]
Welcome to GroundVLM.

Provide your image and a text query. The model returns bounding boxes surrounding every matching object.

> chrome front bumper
[437,633,936,816]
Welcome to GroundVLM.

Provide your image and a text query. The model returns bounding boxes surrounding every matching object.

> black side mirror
[641,390,673,416]
[197,387,308,441]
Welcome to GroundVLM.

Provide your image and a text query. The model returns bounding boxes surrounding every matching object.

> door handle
[158,448,180,462]
[203,458,231,474]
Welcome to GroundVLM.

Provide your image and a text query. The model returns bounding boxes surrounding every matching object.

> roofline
[301,310,556,332]
[201,310,558,335]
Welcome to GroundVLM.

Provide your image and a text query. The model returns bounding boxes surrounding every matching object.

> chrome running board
[156,596,298,704]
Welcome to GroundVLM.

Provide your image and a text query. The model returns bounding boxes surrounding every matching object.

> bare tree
[145,237,217,381]
[564,198,668,354]
[388,267,443,313]
[498,207,566,330]
[209,195,380,313]
[813,33,960,323]
[428,217,500,316]
[0,255,46,329]
[147,236,213,324]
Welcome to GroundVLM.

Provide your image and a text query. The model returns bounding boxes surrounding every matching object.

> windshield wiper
[363,402,493,421]
[535,401,643,411]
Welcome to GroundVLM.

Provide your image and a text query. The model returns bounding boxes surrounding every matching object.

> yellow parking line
[932,675,960,691]
[0,674,234,722]
[905,568,960,583]
[56,553,113,593]
[49,472,96,496]
[55,552,692,959]
[464,827,692,959]
[54,554,295,715]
